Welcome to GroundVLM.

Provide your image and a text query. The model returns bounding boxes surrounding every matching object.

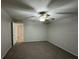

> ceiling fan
[38,11,55,24]
[26,11,55,24]
[2,0,77,24]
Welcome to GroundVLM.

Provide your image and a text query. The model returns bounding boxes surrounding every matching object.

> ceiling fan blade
[2,0,35,11]
[25,16,36,18]
[47,0,77,16]
[3,8,38,20]
[56,12,78,14]
[47,0,57,7]
[55,14,78,23]
[47,0,75,10]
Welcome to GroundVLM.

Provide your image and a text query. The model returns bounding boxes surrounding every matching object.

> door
[13,23,24,45]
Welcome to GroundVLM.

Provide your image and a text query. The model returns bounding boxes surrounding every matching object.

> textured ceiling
[2,0,78,21]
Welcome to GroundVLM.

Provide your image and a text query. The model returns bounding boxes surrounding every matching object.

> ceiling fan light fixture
[39,16,45,21]
[39,13,47,21]
[39,11,50,22]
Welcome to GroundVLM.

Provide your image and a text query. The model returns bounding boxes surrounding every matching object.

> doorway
[13,22,24,45]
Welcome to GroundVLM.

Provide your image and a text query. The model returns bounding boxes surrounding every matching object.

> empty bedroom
[1,0,78,59]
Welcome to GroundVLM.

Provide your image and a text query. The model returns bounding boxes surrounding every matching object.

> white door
[13,23,24,45]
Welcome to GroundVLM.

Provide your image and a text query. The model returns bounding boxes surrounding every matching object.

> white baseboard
[25,40,46,42]
[48,40,78,56]
[2,46,11,59]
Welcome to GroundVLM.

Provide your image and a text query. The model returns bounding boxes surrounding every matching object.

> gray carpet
[4,41,77,59]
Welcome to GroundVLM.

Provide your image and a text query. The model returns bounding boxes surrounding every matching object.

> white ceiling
[2,0,78,21]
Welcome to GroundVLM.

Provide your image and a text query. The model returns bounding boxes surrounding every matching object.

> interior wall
[1,8,77,58]
[1,9,12,58]
[24,20,47,42]
[48,15,78,56]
